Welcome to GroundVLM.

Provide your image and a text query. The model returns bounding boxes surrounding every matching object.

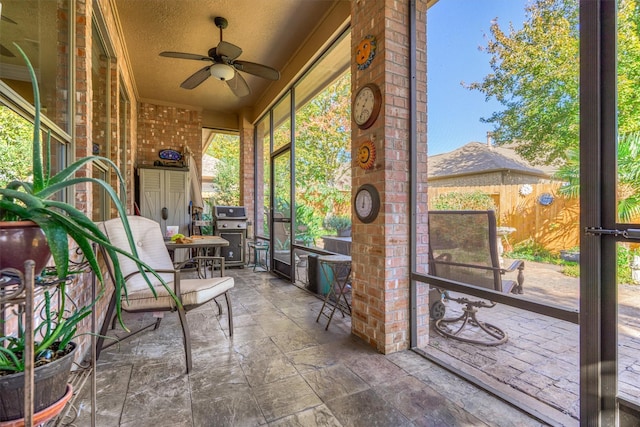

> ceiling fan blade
[160,51,212,62]
[233,60,280,81]
[0,44,15,58]
[180,66,212,89]
[216,41,242,61]
[1,15,17,24]
[226,72,251,97]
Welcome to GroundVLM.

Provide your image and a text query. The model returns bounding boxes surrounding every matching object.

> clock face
[354,184,380,223]
[355,190,373,217]
[353,84,381,130]
[354,87,374,125]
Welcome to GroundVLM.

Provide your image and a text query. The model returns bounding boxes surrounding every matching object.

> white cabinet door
[139,168,190,236]
[165,169,189,235]
[139,168,163,225]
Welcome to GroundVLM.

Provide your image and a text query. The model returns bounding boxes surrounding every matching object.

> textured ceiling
[114,0,343,118]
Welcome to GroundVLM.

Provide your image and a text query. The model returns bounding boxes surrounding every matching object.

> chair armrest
[124,268,176,280]
[502,259,524,273]
[501,260,525,294]
[175,256,226,277]
[123,269,182,298]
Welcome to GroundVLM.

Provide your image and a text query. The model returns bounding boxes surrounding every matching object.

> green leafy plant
[324,215,351,233]
[556,133,640,223]
[562,263,580,278]
[0,45,171,373]
[505,238,560,264]
[432,191,497,212]
[617,244,640,285]
[0,290,91,373]
[294,203,323,246]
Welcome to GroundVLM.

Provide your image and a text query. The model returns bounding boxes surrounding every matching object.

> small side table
[247,241,270,272]
[315,254,352,330]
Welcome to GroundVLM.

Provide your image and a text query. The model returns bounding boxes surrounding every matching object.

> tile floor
[71,268,546,427]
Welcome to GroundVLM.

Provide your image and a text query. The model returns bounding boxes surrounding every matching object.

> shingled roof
[428,142,554,179]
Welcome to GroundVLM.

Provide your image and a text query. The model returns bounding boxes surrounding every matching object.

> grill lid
[213,206,247,219]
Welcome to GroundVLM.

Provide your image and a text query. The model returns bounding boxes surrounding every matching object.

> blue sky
[427,0,526,155]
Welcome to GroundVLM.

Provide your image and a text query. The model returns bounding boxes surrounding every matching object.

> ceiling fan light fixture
[210,63,235,81]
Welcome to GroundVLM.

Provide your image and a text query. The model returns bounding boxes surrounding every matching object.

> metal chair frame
[428,210,524,346]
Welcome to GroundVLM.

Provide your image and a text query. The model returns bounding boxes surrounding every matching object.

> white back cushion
[102,216,174,292]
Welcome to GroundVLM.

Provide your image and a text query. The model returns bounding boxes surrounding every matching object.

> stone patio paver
[420,259,640,423]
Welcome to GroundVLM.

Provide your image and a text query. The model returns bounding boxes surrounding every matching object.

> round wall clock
[354,184,381,224]
[357,140,376,170]
[355,35,377,70]
[353,83,382,130]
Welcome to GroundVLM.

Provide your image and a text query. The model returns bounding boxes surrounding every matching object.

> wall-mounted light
[210,63,235,81]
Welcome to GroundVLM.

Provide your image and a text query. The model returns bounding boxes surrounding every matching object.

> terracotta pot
[0,221,51,276]
[0,342,77,422]
[0,384,73,427]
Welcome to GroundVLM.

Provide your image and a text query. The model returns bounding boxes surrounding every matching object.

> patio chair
[428,210,524,346]
[95,216,234,373]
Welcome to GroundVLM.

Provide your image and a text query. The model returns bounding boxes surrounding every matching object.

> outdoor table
[315,254,352,330]
[247,240,269,272]
[165,236,229,278]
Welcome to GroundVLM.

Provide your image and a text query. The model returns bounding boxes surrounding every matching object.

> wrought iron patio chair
[95,216,234,373]
[428,210,524,346]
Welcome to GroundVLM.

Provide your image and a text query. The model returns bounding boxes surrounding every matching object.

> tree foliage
[294,72,351,217]
[0,106,33,187]
[205,133,240,206]
[467,0,640,166]
[556,132,640,222]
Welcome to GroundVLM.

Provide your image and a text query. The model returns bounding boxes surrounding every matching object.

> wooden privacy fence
[428,183,580,253]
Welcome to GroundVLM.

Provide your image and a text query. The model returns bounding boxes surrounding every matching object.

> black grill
[213,206,247,267]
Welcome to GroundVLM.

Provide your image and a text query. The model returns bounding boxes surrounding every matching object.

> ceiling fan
[159,16,280,97]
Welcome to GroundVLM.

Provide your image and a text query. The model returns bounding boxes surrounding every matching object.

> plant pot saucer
[0,384,73,427]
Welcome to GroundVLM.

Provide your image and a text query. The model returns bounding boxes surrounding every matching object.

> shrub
[432,191,497,212]
[324,215,351,232]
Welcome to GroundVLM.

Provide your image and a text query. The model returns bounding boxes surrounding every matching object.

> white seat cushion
[122,276,234,311]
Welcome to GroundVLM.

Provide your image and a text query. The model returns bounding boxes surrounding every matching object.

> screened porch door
[271,148,292,278]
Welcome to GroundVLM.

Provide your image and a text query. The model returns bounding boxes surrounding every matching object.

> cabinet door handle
[161,207,168,220]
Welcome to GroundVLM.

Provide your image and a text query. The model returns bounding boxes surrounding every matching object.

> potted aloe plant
[324,215,352,237]
[0,45,172,421]
[0,289,90,421]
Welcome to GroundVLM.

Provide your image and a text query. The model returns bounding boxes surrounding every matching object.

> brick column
[75,0,92,216]
[351,0,428,353]
[239,110,255,228]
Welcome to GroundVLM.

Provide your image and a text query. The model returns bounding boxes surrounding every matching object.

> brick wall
[136,103,203,177]
[350,0,428,353]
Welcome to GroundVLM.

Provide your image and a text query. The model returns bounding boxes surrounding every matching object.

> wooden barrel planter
[0,342,77,422]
